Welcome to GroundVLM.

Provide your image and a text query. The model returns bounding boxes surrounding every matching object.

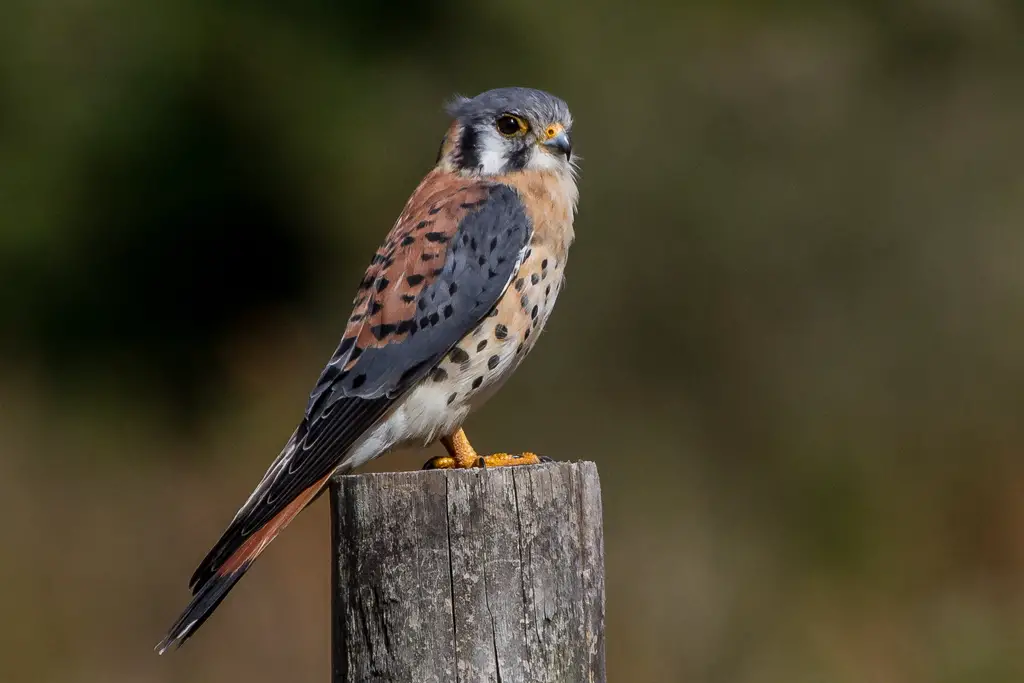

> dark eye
[495,114,526,136]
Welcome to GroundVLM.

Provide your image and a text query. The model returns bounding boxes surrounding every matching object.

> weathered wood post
[329,461,605,683]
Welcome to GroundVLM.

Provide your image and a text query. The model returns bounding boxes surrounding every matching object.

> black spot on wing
[333,183,531,400]
[188,183,532,600]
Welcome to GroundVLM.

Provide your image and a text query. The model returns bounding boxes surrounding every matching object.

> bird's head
[437,87,575,177]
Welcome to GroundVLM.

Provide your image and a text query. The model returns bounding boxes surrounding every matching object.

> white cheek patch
[528,149,564,172]
[477,130,508,175]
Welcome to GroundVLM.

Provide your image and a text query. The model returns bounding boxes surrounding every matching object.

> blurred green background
[2,0,1024,681]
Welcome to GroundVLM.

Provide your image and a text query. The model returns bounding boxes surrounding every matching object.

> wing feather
[184,170,532,596]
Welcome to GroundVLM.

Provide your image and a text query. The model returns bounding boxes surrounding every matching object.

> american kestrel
[156,87,578,653]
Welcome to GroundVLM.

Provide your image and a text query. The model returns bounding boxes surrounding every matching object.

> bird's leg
[421,428,548,469]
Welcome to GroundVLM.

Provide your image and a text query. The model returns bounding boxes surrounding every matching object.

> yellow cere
[543,123,564,140]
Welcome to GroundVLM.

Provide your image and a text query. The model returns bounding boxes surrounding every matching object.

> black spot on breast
[449,282,458,295]
[477,256,487,266]
[488,355,500,370]
[432,367,448,382]
[417,298,427,311]
[396,319,417,335]
[447,392,458,405]
[351,374,367,389]
[349,313,364,323]
[401,235,415,247]
[432,267,445,277]
[450,347,469,363]
[419,316,429,329]
[421,253,437,261]
[531,305,538,320]
[443,304,454,319]
[429,205,442,215]
[425,232,448,243]
[401,294,416,303]
[531,273,540,285]
[369,300,383,315]
[525,248,533,259]
[515,278,524,291]
[407,274,425,286]
[472,376,483,389]
[545,285,551,297]
[489,237,498,251]
[470,237,478,250]
[417,220,431,229]
[477,340,487,352]
[488,307,499,317]
[524,328,531,340]
[495,324,508,340]
[516,343,524,355]
[374,278,389,293]
[520,294,529,308]
[542,259,548,269]
[429,312,440,325]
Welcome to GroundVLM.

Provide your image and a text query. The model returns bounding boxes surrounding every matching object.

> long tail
[155,475,330,654]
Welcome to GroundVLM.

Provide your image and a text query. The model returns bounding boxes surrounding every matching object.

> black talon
[474,456,487,468]
[538,455,554,463]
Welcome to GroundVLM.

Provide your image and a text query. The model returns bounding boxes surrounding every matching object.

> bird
[155,86,578,654]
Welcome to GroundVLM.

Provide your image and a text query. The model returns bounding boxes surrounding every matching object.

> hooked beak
[540,124,572,160]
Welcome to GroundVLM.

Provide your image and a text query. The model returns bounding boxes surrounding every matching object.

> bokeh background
[2,1,1024,681]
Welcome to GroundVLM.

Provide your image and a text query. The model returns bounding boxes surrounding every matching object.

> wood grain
[330,461,605,683]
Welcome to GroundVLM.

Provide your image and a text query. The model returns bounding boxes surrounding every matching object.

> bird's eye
[495,114,527,137]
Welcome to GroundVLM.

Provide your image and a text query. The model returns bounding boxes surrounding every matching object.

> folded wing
[157,172,532,652]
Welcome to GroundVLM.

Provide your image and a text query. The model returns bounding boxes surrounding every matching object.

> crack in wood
[330,462,605,683]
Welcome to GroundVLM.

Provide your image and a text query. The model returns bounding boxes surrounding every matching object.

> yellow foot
[421,428,553,470]
[422,451,549,470]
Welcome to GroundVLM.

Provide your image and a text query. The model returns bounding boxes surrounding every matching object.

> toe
[422,455,457,470]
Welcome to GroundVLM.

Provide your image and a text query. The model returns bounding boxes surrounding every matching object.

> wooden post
[329,461,605,683]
